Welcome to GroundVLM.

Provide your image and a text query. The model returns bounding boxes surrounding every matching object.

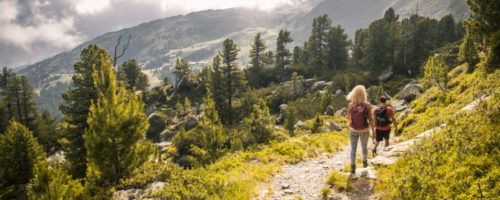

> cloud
[0,0,300,68]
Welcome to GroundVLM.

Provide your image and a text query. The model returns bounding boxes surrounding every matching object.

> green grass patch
[325,171,353,192]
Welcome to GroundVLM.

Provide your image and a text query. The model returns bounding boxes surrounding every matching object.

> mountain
[18,0,470,118]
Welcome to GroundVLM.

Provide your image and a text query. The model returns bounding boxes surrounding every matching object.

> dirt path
[255,140,382,200]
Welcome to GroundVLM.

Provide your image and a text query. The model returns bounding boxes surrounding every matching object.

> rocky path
[256,139,383,200]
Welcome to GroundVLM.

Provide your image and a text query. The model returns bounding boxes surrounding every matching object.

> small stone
[283,189,293,194]
[281,184,290,189]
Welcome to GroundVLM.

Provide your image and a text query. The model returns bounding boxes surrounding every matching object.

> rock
[397,83,423,102]
[283,189,294,194]
[182,115,199,131]
[276,104,288,124]
[159,129,175,142]
[326,81,333,87]
[396,108,412,122]
[303,78,316,88]
[295,120,305,129]
[461,95,490,112]
[146,113,167,142]
[311,81,328,91]
[327,194,344,200]
[324,105,335,116]
[378,65,394,82]
[390,99,406,112]
[113,189,146,200]
[334,107,347,116]
[47,150,65,165]
[335,89,343,95]
[326,121,342,132]
[147,181,166,194]
[281,184,290,189]
[155,141,172,152]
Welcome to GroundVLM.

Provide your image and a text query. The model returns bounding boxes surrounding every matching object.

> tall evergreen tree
[117,59,149,91]
[0,120,44,186]
[84,56,151,185]
[218,39,243,124]
[247,32,267,88]
[437,14,457,46]
[172,57,191,91]
[308,14,331,72]
[352,29,368,66]
[244,98,273,143]
[458,33,480,72]
[19,76,38,131]
[275,29,294,80]
[326,25,350,70]
[284,104,298,136]
[209,55,226,122]
[35,110,60,154]
[465,0,500,70]
[0,99,8,133]
[362,19,391,74]
[59,44,109,178]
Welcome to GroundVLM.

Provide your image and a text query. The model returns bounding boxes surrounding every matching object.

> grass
[321,187,332,200]
[325,171,353,192]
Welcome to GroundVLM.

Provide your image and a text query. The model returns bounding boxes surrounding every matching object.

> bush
[325,171,352,192]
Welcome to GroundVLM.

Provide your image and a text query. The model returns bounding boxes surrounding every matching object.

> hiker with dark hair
[372,96,398,155]
[346,85,375,174]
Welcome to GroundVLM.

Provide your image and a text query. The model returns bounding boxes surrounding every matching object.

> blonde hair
[346,85,367,103]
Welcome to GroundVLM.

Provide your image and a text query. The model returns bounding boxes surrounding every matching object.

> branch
[113,34,132,67]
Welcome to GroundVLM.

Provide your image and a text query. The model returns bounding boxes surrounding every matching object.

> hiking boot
[350,165,356,174]
[363,160,368,168]
[372,149,377,156]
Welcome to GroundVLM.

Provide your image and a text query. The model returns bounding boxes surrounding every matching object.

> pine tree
[117,59,149,91]
[276,29,294,80]
[0,120,44,185]
[84,56,151,185]
[465,0,500,69]
[352,29,368,66]
[28,160,84,200]
[437,14,457,46]
[184,97,192,115]
[458,33,480,72]
[219,38,243,124]
[311,113,323,133]
[59,44,110,178]
[0,99,8,133]
[308,14,331,72]
[0,66,11,89]
[422,57,449,91]
[326,25,350,70]
[209,55,226,122]
[247,32,267,88]
[35,110,60,154]
[172,57,191,91]
[244,98,273,143]
[284,104,298,136]
[19,75,38,131]
[361,19,391,74]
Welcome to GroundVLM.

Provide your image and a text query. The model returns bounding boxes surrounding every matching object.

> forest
[0,0,498,199]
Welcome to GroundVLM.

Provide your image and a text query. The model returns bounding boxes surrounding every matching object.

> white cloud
[0,0,18,21]
[75,0,111,14]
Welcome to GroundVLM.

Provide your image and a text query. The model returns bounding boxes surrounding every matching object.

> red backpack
[350,102,369,129]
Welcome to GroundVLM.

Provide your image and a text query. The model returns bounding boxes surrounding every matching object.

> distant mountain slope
[18,0,469,118]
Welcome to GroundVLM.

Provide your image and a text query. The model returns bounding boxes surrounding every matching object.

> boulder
[273,80,306,97]
[324,105,335,116]
[390,99,406,112]
[146,113,167,142]
[276,104,288,124]
[334,107,348,116]
[326,121,342,132]
[182,115,199,131]
[47,150,65,165]
[294,120,305,129]
[335,89,343,95]
[303,78,316,88]
[311,81,328,92]
[159,129,175,142]
[397,83,423,102]
[155,141,172,152]
[378,65,394,82]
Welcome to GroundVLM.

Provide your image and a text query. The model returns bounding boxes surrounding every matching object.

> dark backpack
[350,102,369,129]
[375,106,391,127]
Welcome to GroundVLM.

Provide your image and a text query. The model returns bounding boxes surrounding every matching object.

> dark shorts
[375,129,391,142]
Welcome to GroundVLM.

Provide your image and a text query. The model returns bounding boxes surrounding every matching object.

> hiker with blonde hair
[346,85,375,174]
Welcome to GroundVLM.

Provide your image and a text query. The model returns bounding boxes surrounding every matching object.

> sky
[0,0,299,68]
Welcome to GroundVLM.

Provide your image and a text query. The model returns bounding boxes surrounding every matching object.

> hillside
[19,0,469,117]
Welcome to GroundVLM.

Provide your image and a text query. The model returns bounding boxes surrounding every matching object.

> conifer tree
[308,14,331,72]
[28,160,84,200]
[247,32,267,88]
[0,99,8,133]
[244,98,273,143]
[284,104,298,136]
[117,59,149,91]
[19,75,38,131]
[59,44,109,178]
[209,55,226,122]
[352,29,368,66]
[311,112,323,133]
[172,57,191,91]
[35,110,60,154]
[276,29,294,80]
[437,14,457,46]
[422,57,449,91]
[219,38,243,124]
[458,33,480,72]
[0,120,44,185]
[84,56,151,186]
[326,25,350,70]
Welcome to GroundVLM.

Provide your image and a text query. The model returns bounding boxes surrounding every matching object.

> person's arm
[391,108,398,135]
[347,103,351,124]
[367,104,375,138]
